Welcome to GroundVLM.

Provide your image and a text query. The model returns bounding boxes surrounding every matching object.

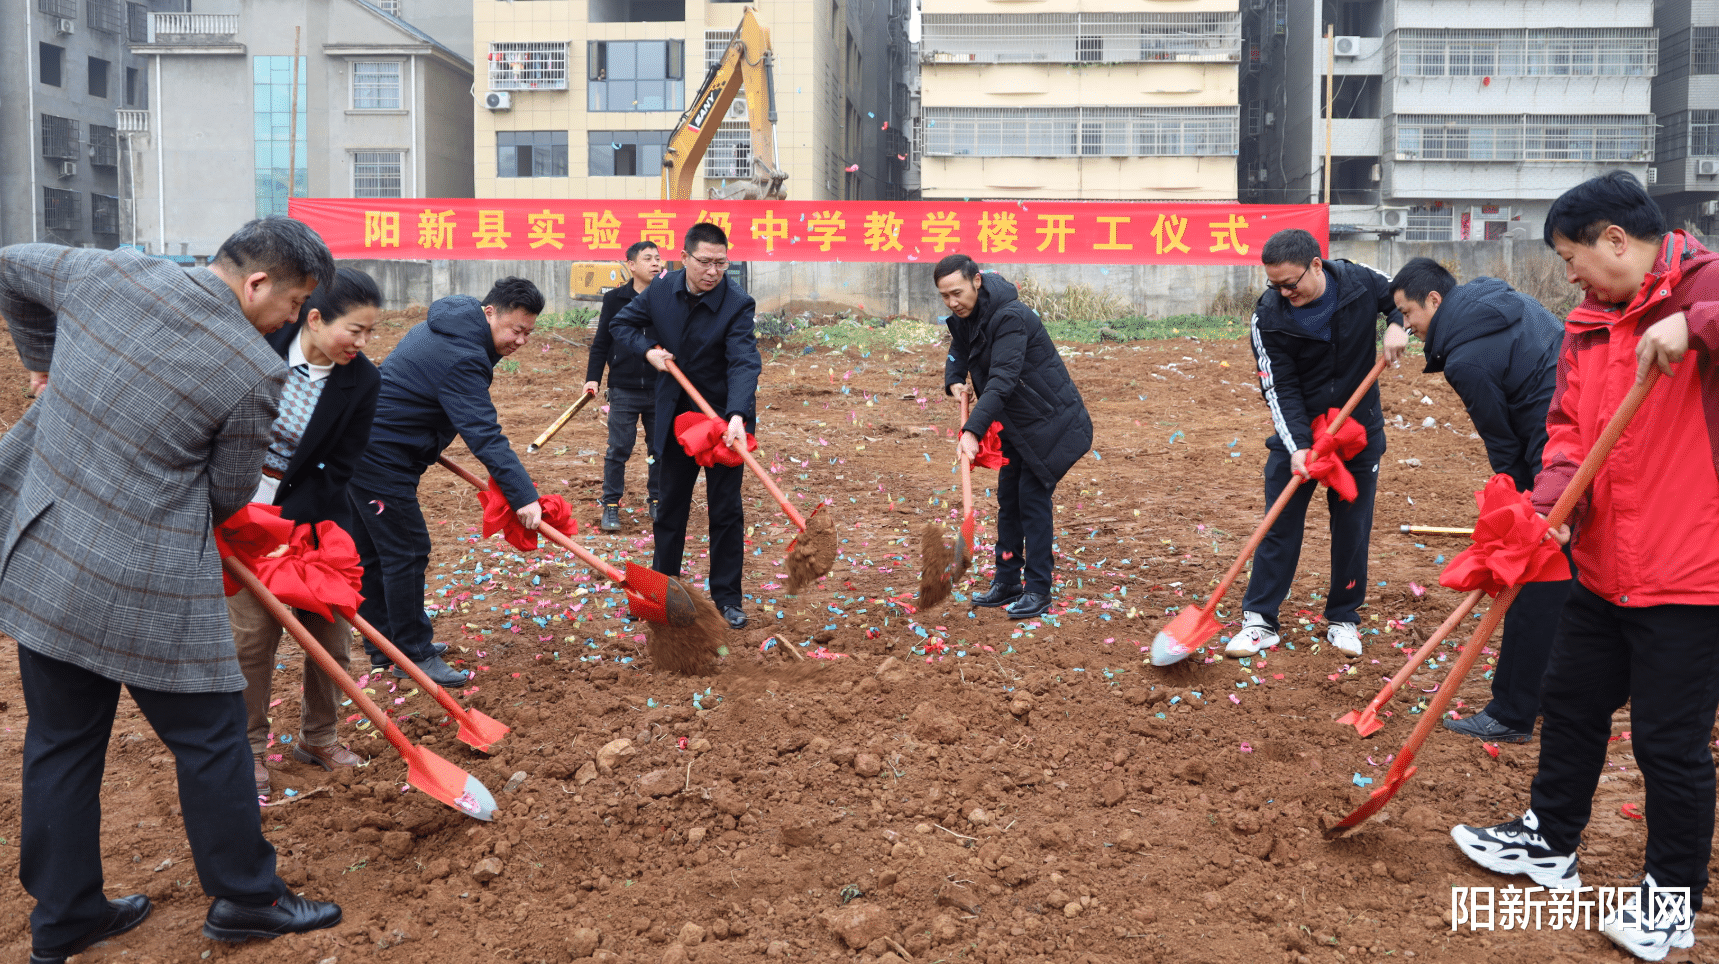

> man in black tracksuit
[585,241,665,531]
[1391,257,1572,743]
[936,254,1094,620]
[610,222,759,630]
[347,278,545,685]
[1228,229,1407,659]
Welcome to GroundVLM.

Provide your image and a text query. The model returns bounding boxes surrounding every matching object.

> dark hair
[1388,257,1457,304]
[214,217,336,292]
[1260,229,1322,267]
[683,221,728,253]
[481,276,546,315]
[1542,170,1667,247]
[932,253,980,284]
[625,240,660,261]
[298,267,381,328]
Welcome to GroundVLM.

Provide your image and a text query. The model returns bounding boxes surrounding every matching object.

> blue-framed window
[254,56,307,218]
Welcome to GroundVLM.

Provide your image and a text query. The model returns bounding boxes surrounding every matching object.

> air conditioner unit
[1380,208,1410,230]
[1697,159,1719,176]
[1702,200,1719,216]
[58,161,77,179]
[1333,36,1361,57]
[56,17,75,34]
[484,91,512,111]
[726,97,749,122]
[1645,166,1657,185]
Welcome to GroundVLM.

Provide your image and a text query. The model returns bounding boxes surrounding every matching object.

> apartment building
[915,0,1243,201]
[123,0,473,258]
[1651,0,1719,232]
[0,0,178,248]
[1250,0,1657,240]
[473,0,910,202]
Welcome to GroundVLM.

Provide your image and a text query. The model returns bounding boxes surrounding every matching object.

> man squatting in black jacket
[1390,257,1572,743]
[585,240,666,532]
[1227,229,1408,659]
[610,222,760,631]
[935,254,1094,621]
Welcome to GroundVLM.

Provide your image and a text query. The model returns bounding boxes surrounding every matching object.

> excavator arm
[661,6,786,201]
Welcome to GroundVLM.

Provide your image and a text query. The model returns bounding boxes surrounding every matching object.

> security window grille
[588,40,684,111]
[704,120,751,178]
[127,1,146,42]
[1406,205,1452,241]
[588,130,671,176]
[705,29,732,70]
[89,125,118,167]
[922,106,1237,157]
[44,188,80,231]
[87,0,123,33]
[353,151,403,197]
[92,193,119,234]
[352,61,402,109]
[1393,115,1654,161]
[489,42,569,91]
[1693,110,1719,157]
[1393,29,1657,77]
[41,114,79,160]
[497,130,568,177]
[376,0,400,15]
[921,12,1241,64]
[39,0,75,17]
[1694,27,1719,75]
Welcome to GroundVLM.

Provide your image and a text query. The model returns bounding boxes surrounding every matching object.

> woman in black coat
[936,254,1093,620]
[233,267,383,793]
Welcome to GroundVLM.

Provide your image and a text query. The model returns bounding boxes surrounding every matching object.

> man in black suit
[609,222,760,630]
[585,240,666,531]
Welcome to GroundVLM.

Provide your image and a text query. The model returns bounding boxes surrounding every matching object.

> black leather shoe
[30,894,152,964]
[202,892,342,943]
[971,582,1024,608]
[600,503,622,532]
[649,499,661,523]
[721,605,748,630]
[1443,710,1532,744]
[1006,592,1052,620]
[372,641,446,669]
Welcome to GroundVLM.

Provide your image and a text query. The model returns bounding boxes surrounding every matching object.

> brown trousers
[228,588,353,756]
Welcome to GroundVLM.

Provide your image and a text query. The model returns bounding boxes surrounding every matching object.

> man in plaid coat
[0,219,345,961]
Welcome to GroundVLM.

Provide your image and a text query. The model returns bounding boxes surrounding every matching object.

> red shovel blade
[452,708,512,755]
[623,562,672,623]
[1149,605,1221,666]
[785,502,825,555]
[1325,760,1419,838]
[401,742,498,821]
[1336,707,1386,739]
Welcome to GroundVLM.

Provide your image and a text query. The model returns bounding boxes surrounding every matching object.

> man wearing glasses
[610,222,761,630]
[1226,228,1408,659]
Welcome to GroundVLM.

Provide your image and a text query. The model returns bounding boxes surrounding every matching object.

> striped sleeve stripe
[1250,312,1299,452]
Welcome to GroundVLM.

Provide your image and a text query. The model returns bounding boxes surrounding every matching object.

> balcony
[139,12,242,52]
[117,110,149,132]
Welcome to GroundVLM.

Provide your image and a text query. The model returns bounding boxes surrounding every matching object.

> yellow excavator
[569,7,785,299]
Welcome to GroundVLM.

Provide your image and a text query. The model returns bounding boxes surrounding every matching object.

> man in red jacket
[1449,171,1719,962]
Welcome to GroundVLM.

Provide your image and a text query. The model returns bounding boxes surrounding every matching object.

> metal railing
[87,0,124,34]
[488,42,569,91]
[117,109,149,132]
[146,12,238,42]
[921,12,1241,65]
[41,115,80,161]
[38,0,74,18]
[922,106,1238,157]
[1388,28,1657,78]
[89,125,118,167]
[92,194,120,235]
[703,120,752,178]
[1390,114,1655,162]
[44,188,80,231]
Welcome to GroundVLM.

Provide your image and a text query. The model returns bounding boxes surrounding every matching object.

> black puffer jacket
[943,274,1093,485]
[1248,258,1402,452]
[1423,277,1563,491]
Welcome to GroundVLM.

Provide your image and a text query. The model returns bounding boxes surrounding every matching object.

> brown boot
[292,743,362,771]
[254,759,271,793]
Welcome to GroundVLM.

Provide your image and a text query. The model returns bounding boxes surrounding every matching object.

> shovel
[437,456,701,627]
[526,389,598,454]
[222,556,497,821]
[915,393,974,609]
[1336,589,1483,737]
[1151,354,1388,666]
[340,606,510,753]
[1325,369,1662,838]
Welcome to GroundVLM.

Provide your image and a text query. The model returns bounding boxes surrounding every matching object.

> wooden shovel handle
[660,356,807,531]
[435,455,626,583]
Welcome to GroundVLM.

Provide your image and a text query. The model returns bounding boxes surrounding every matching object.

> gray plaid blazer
[0,244,284,693]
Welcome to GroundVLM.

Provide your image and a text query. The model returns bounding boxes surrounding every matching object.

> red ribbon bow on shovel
[972,422,1009,470]
[673,411,758,468]
[1439,474,1569,596]
[476,480,574,552]
[1305,408,1368,501]
[214,503,364,621]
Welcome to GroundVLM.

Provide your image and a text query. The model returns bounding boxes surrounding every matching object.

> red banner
[289,198,1326,265]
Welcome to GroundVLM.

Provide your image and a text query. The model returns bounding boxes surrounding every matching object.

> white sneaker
[1224,612,1279,657]
[1600,873,1695,962]
[1328,621,1362,656]
[1449,809,1581,890]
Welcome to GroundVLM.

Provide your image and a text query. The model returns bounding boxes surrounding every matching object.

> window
[704,120,751,178]
[488,42,569,91]
[40,43,63,87]
[587,40,684,112]
[376,0,400,14]
[125,66,139,106]
[922,106,1237,157]
[1393,29,1656,78]
[41,114,79,160]
[1694,28,1719,75]
[588,0,683,22]
[89,125,117,167]
[920,12,1242,64]
[87,0,122,33]
[1693,110,1719,157]
[38,0,75,16]
[43,188,80,231]
[496,131,568,177]
[353,151,404,197]
[588,130,670,176]
[1406,205,1452,242]
[351,61,401,109]
[127,1,146,42]
[91,193,119,234]
[89,57,109,98]
[253,56,307,219]
[1394,114,1653,162]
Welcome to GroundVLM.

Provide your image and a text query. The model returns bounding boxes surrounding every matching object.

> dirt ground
[0,306,1702,964]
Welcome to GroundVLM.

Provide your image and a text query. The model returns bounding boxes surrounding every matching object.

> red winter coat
[1531,231,1719,607]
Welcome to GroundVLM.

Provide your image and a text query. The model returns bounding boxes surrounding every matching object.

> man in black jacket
[937,254,1094,620]
[585,241,666,532]
[346,277,545,685]
[1228,229,1407,659]
[610,223,760,631]
[1391,256,1572,743]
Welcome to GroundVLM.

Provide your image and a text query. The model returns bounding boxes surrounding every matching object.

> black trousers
[1241,435,1382,631]
[993,433,1059,595]
[1529,580,1719,910]
[346,483,437,664]
[602,385,660,506]
[1484,550,1574,732]
[652,415,745,609]
[18,644,282,952]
